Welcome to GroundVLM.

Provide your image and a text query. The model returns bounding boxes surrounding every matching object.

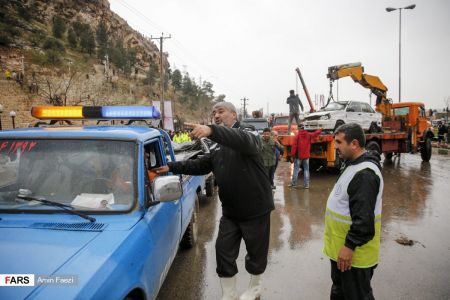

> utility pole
[241,97,249,118]
[21,56,24,74]
[150,33,171,128]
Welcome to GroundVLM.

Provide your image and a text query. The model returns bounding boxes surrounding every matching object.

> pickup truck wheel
[366,141,381,155]
[420,138,432,162]
[180,197,198,250]
[334,120,345,132]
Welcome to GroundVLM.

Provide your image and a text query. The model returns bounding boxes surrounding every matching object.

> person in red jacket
[288,123,322,188]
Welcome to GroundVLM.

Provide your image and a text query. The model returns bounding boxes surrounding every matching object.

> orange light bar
[31,106,83,119]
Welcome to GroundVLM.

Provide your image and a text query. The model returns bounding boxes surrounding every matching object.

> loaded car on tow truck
[0,106,205,300]
[307,62,434,168]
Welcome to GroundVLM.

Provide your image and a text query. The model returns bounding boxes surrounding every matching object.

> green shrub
[43,37,65,51]
[45,50,62,65]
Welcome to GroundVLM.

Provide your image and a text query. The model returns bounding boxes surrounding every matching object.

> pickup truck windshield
[273,117,289,125]
[0,139,135,212]
[242,120,268,131]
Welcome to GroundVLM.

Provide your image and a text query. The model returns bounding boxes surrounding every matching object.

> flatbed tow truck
[280,63,434,168]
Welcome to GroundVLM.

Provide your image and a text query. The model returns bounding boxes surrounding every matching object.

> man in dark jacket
[153,102,274,300]
[437,122,447,144]
[286,89,304,134]
[323,123,384,300]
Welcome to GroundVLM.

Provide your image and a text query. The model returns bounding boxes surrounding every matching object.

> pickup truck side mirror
[152,175,183,202]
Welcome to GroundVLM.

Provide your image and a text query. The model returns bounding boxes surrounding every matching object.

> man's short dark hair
[334,123,366,147]
[263,128,271,133]
[289,90,295,94]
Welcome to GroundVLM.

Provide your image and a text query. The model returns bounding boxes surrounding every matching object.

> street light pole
[9,111,16,129]
[386,4,416,103]
[0,104,3,131]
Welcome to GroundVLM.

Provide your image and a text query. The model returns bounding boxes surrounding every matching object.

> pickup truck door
[142,139,182,292]
[158,129,198,240]
[180,174,198,234]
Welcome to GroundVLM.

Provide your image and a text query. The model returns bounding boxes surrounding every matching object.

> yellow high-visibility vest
[323,161,383,268]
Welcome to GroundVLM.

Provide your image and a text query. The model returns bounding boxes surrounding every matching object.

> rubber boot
[220,276,238,300]
[239,275,261,300]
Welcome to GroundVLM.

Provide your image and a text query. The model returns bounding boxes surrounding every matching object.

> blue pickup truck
[0,106,204,299]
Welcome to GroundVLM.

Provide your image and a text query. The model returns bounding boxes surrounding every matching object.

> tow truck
[0,105,207,300]
[307,62,434,168]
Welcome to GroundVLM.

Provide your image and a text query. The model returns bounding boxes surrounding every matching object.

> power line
[114,1,217,78]
[111,1,236,98]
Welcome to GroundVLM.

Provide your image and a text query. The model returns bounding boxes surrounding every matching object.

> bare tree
[37,71,78,105]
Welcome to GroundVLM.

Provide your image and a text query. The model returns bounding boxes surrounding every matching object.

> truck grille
[30,222,106,231]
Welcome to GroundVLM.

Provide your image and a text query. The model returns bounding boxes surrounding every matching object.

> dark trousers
[330,260,376,300]
[288,112,300,132]
[267,165,276,187]
[216,213,271,277]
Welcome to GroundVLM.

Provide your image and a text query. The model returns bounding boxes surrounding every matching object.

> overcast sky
[110,0,450,114]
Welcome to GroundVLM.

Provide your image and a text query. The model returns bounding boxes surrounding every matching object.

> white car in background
[303,101,382,132]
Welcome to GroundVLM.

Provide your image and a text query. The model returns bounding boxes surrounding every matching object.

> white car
[303,101,382,132]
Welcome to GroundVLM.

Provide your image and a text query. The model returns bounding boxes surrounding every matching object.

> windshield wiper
[16,194,96,223]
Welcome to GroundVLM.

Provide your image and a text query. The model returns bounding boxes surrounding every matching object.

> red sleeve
[309,129,322,138]
[291,133,299,157]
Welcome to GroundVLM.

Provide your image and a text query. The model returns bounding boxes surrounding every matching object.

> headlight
[320,114,331,120]
[290,132,295,136]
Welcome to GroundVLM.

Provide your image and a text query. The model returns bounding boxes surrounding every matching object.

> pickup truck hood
[0,214,141,300]
[0,228,101,299]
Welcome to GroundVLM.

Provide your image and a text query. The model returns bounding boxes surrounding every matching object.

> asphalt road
[157,152,450,300]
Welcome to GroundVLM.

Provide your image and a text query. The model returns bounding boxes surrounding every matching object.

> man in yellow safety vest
[323,123,384,300]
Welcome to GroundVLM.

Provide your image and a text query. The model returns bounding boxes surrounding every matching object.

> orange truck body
[271,115,298,160]
[303,102,434,168]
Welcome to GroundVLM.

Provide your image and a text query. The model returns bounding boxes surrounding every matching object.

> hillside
[0,0,222,129]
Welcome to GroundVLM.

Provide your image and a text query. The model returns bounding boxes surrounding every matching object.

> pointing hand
[184,122,212,139]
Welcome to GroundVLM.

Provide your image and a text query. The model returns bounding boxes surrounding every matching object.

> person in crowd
[286,89,304,134]
[152,102,274,300]
[323,123,384,300]
[289,123,322,189]
[261,128,277,189]
[438,122,448,144]
[5,69,11,80]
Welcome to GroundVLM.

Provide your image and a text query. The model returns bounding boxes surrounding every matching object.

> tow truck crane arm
[326,62,392,117]
[295,67,315,113]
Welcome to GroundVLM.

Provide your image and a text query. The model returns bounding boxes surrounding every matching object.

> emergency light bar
[31,106,161,120]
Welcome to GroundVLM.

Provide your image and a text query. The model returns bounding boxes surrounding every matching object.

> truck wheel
[180,205,197,250]
[334,120,345,131]
[366,141,381,155]
[420,138,432,162]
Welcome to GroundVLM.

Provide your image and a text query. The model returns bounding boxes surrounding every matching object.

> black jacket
[167,122,274,221]
[338,151,382,250]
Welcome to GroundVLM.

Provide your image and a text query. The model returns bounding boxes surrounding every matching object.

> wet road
[157,152,450,300]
